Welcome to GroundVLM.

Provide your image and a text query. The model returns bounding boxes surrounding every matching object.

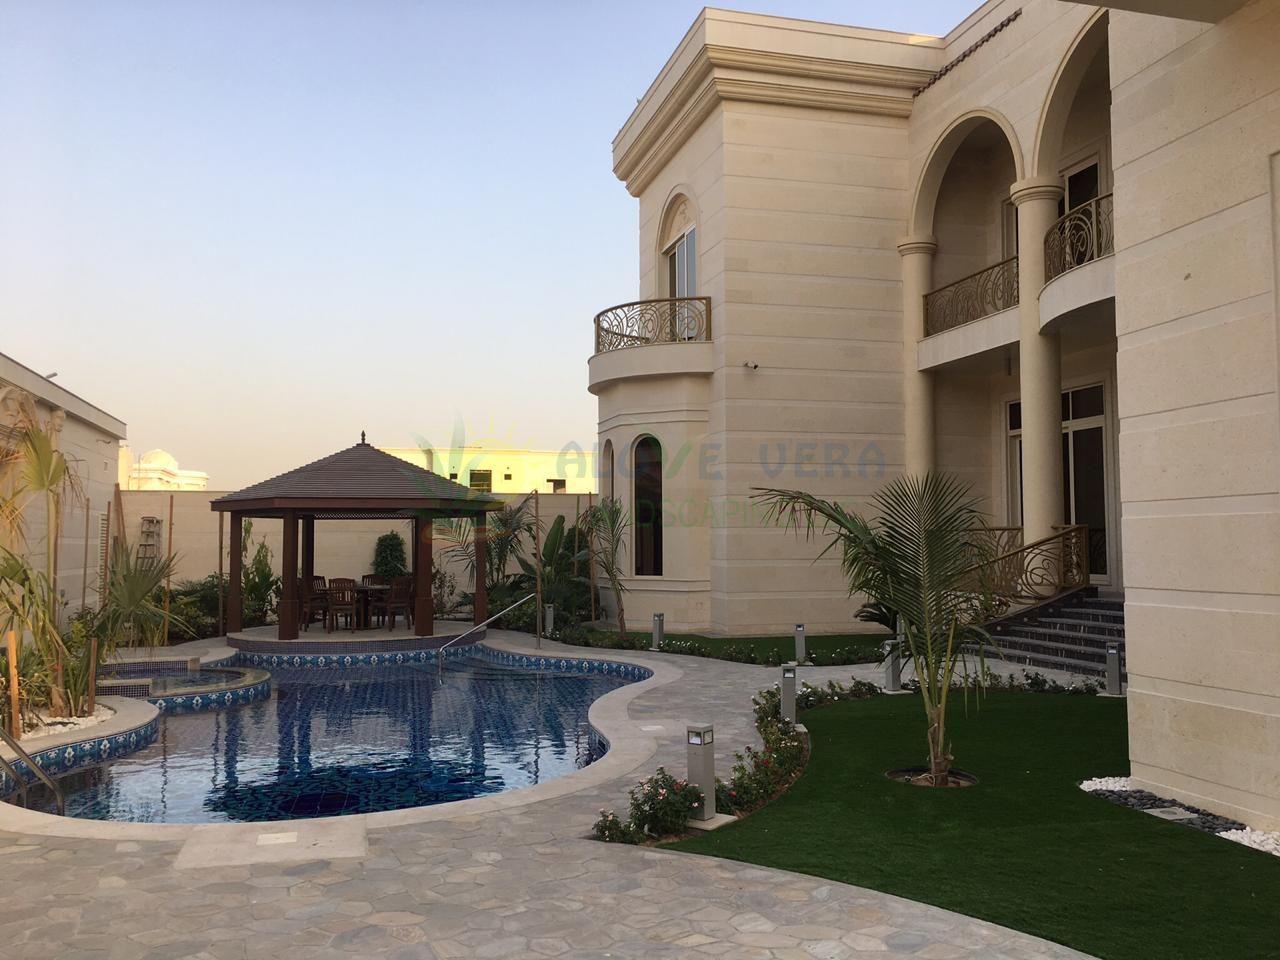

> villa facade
[589,0,1280,829]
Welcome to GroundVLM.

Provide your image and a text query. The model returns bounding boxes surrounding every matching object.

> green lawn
[671,692,1280,960]
[581,628,884,665]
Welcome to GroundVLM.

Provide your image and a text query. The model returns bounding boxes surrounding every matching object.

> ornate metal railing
[924,257,1019,336]
[970,524,1089,621]
[594,297,711,354]
[1045,193,1114,283]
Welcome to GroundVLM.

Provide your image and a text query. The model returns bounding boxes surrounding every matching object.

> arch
[1032,10,1109,180]
[600,439,615,500]
[632,435,663,576]
[909,109,1025,237]
[656,187,699,299]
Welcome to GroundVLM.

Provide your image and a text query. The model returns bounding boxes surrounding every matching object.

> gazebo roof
[211,437,502,518]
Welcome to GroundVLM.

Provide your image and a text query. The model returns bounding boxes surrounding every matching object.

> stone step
[1052,606,1125,624]
[966,644,1119,679]
[1031,616,1126,638]
[994,623,1124,650]
[982,632,1124,664]
[1074,597,1124,613]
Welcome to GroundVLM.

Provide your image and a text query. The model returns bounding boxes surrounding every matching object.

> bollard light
[884,641,902,692]
[794,623,806,663]
[543,604,555,637]
[780,662,798,724]
[1106,643,1123,696]
[651,612,665,651]
[686,723,715,820]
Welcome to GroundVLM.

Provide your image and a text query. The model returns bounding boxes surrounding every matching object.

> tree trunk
[926,710,950,787]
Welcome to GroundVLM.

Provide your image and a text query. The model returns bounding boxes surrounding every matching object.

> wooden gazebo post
[227,512,243,633]
[301,515,315,585]
[279,510,299,641]
[414,515,434,636]
[473,512,488,625]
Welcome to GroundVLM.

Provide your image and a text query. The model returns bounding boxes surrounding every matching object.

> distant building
[381,446,596,495]
[118,447,209,492]
[0,351,125,611]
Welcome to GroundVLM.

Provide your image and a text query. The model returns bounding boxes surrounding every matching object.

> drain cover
[1145,806,1197,821]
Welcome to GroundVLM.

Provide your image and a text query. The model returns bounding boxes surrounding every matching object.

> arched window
[601,440,614,500]
[633,437,662,576]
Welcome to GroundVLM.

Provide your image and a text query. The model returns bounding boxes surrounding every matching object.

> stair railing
[0,724,65,816]
[967,524,1089,622]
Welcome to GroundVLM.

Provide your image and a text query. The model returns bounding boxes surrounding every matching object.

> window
[666,228,696,298]
[503,473,512,481]
[601,440,614,500]
[468,470,492,493]
[1058,160,1100,217]
[448,472,458,481]
[633,437,663,576]
[547,478,566,493]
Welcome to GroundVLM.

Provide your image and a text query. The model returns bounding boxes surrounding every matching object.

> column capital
[897,235,937,257]
[1010,175,1063,207]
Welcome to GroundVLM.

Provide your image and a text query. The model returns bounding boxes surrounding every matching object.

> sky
[2,0,974,490]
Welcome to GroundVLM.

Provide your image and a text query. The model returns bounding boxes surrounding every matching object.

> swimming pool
[19,654,632,823]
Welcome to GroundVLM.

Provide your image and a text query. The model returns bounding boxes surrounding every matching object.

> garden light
[652,612,665,651]
[686,722,715,820]
[781,663,797,723]
[794,623,806,662]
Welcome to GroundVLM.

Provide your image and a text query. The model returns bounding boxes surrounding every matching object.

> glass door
[1007,383,1111,581]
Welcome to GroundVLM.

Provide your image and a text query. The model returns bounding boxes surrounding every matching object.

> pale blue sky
[2,0,972,489]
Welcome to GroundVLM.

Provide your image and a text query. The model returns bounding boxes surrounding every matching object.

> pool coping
[0,634,681,843]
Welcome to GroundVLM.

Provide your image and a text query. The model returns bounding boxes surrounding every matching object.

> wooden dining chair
[373,576,414,632]
[361,574,387,587]
[327,578,357,633]
[301,575,328,631]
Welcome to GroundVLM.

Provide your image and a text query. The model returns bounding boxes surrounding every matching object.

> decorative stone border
[228,628,483,657]
[0,697,159,799]
[233,633,486,668]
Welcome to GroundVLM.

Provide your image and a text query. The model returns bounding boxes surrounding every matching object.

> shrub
[719,717,806,813]
[626,767,704,837]
[591,809,640,844]
[373,531,409,581]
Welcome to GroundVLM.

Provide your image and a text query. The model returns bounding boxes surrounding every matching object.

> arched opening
[658,194,696,300]
[600,439,614,500]
[1036,13,1113,280]
[911,113,1022,336]
[633,436,662,576]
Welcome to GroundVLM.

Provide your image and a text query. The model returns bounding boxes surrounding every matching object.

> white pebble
[1079,776,1134,792]
[1217,828,1280,857]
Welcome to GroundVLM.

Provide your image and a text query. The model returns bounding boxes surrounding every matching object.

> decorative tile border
[149,676,272,715]
[103,659,199,678]
[235,638,484,669]
[0,715,159,799]
[228,630,480,656]
[477,647,654,683]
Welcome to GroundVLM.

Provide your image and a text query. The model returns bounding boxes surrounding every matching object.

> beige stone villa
[589,0,1280,829]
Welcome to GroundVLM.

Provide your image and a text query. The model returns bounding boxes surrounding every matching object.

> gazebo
[211,435,502,640]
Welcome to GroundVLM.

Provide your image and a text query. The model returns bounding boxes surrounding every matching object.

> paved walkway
[0,631,1093,960]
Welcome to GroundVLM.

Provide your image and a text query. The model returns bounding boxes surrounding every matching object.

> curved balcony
[924,257,1019,337]
[1044,193,1114,283]
[594,297,711,354]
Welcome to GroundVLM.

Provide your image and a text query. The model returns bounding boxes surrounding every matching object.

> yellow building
[590,0,1279,830]
[382,445,596,496]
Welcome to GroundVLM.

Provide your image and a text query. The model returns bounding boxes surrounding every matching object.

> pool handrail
[0,723,66,816]
[437,593,536,670]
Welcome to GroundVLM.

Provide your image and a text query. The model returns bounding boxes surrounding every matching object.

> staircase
[979,589,1125,678]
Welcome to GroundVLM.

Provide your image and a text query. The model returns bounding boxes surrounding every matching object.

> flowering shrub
[591,809,640,844]
[591,767,704,842]
[752,678,882,726]
[901,669,1101,696]
[718,716,807,813]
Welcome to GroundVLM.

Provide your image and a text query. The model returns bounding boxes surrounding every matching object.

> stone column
[1011,176,1066,542]
[897,236,937,476]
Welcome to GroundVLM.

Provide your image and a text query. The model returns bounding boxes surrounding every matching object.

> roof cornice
[613,44,935,196]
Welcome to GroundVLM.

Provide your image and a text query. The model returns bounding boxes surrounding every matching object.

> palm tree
[439,495,535,594]
[584,497,629,641]
[0,390,82,715]
[754,473,994,786]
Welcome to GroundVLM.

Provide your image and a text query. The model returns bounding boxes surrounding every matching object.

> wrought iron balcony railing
[1045,193,1114,283]
[923,257,1019,337]
[969,524,1090,621]
[593,297,711,355]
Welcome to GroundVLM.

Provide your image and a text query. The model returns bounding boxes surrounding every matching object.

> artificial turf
[670,691,1280,960]
[582,628,884,664]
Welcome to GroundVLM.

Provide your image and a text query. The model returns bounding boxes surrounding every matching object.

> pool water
[149,668,256,694]
[29,656,627,823]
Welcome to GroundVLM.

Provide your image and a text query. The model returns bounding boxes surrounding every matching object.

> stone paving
[0,631,1094,960]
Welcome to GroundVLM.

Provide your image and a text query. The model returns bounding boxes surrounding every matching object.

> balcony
[1044,193,1114,283]
[593,297,711,354]
[588,297,714,395]
[923,257,1019,337]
